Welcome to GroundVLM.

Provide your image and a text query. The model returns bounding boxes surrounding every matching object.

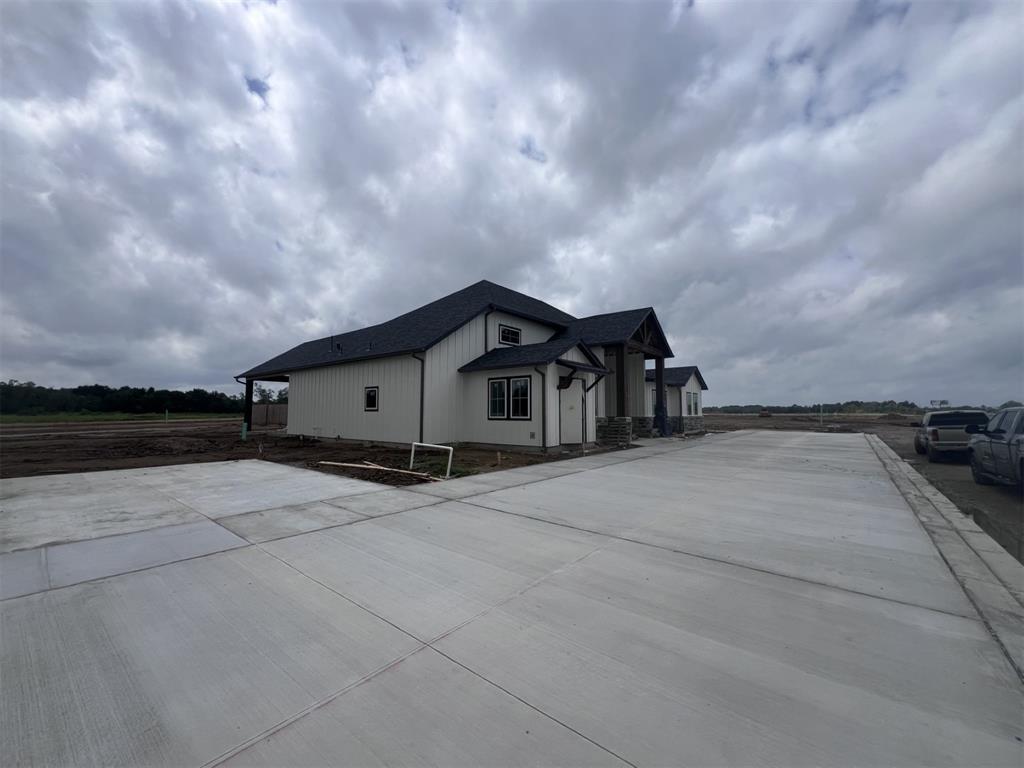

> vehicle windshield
[928,412,989,426]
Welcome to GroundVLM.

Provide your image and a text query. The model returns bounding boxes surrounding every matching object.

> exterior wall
[683,376,704,417]
[644,383,683,418]
[458,366,545,448]
[287,355,420,442]
[485,311,558,350]
[423,310,562,444]
[601,348,646,417]
[592,346,607,418]
[423,314,486,444]
[555,346,598,445]
[627,352,647,416]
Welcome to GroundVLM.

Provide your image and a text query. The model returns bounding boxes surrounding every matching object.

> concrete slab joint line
[865,434,1024,683]
[4,433,1023,768]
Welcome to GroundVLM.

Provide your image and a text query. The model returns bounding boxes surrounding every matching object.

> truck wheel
[970,454,993,485]
[914,438,925,455]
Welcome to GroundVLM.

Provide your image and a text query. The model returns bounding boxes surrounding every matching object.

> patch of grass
[0,412,242,424]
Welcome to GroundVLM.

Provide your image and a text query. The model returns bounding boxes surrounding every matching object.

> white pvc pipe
[410,442,453,479]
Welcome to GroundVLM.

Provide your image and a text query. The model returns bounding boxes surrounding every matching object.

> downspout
[583,374,605,451]
[483,308,494,353]
[534,366,547,452]
[412,353,425,443]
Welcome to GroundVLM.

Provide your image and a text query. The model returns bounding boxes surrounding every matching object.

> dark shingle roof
[645,365,708,390]
[459,340,609,373]
[241,280,576,378]
[557,309,651,346]
[556,307,674,357]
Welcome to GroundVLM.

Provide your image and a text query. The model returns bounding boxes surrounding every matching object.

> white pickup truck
[912,410,990,462]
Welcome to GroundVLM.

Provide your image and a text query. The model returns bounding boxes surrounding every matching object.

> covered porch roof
[459,339,607,374]
[555,307,673,359]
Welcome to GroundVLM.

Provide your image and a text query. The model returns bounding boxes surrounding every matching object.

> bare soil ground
[0,419,620,485]
[706,413,1022,562]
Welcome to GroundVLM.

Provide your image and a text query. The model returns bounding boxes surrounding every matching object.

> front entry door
[559,378,584,445]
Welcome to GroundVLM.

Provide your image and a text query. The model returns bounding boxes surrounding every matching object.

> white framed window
[364,386,379,412]
[488,376,531,420]
[498,324,522,346]
[488,379,507,419]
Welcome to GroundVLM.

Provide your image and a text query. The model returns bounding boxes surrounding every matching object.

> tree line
[0,380,288,416]
[705,400,1022,414]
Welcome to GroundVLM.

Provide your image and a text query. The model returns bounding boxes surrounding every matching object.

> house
[239,280,681,450]
[644,366,708,433]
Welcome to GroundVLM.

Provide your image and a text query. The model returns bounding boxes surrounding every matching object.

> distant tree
[0,381,244,415]
[997,400,1023,409]
[254,384,275,404]
[275,386,289,404]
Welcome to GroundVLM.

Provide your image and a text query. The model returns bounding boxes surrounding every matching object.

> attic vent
[335,342,343,352]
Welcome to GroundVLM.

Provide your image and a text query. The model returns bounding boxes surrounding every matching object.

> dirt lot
[0,419,620,485]
[706,413,1022,562]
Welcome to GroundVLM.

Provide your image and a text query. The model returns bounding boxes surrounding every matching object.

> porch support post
[615,343,628,417]
[243,379,254,436]
[654,356,669,437]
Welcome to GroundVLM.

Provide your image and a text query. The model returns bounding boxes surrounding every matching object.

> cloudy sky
[1,0,1021,406]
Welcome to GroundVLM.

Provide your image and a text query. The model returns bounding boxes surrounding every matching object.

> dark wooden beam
[243,379,254,433]
[654,356,668,437]
[615,344,627,417]
[627,340,663,358]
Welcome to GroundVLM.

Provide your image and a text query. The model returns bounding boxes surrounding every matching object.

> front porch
[595,310,673,439]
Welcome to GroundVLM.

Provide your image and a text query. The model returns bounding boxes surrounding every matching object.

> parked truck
[966,406,1023,491]
[912,410,990,462]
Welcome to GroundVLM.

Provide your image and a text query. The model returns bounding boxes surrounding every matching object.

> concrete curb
[866,434,1024,683]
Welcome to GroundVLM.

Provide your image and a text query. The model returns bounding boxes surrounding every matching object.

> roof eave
[240,346,428,380]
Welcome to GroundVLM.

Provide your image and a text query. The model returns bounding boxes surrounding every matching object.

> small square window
[498,324,521,346]
[364,386,379,411]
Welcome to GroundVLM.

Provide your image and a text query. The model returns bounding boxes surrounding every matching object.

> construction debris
[316,460,439,481]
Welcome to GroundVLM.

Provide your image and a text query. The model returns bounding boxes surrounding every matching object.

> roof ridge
[574,307,652,321]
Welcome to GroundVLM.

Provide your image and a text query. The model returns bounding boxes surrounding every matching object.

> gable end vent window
[498,324,522,346]
[364,386,379,412]
[488,376,531,420]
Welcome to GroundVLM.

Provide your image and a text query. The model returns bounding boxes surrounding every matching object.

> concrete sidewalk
[2,431,1021,766]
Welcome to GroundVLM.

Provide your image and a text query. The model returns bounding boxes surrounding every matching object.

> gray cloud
[1,0,1021,406]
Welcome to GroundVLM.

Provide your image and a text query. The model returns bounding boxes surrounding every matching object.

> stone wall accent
[631,416,655,438]
[682,416,705,433]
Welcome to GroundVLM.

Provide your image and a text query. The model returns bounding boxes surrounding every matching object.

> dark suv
[966,406,1023,491]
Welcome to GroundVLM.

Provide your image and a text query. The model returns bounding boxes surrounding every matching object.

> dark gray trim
[487,377,508,420]
[364,386,379,412]
[498,323,522,346]
[412,352,425,442]
[534,366,547,451]
[554,358,609,376]
[486,375,531,420]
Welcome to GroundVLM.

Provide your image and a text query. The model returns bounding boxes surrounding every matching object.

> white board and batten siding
[684,375,704,416]
[485,311,555,347]
[459,367,547,448]
[423,310,564,445]
[602,349,647,417]
[287,355,420,443]
[423,314,486,444]
[644,375,703,417]
[555,345,598,444]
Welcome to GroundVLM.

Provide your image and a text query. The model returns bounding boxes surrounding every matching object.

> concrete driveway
[2,431,1021,766]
